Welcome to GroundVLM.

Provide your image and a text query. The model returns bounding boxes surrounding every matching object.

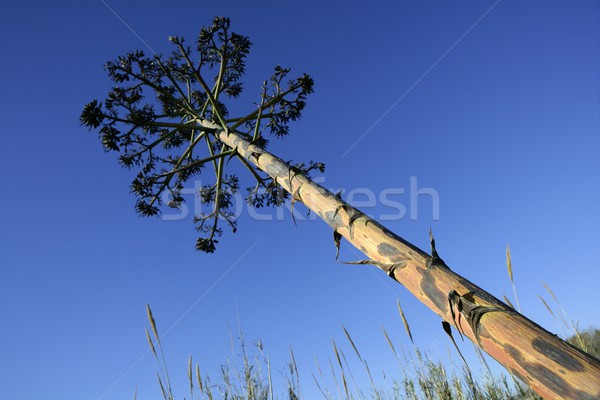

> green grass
[142,308,550,400]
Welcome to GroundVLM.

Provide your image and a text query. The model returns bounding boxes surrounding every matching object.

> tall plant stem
[199,118,600,400]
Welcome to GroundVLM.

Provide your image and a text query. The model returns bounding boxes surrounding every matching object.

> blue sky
[1,1,598,399]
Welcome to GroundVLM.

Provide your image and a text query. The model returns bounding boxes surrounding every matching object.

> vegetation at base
[143,304,557,400]
[142,305,599,400]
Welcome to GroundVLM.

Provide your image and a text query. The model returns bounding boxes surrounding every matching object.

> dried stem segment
[201,119,600,400]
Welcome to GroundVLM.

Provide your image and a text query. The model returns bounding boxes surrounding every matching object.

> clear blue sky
[1,1,598,399]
